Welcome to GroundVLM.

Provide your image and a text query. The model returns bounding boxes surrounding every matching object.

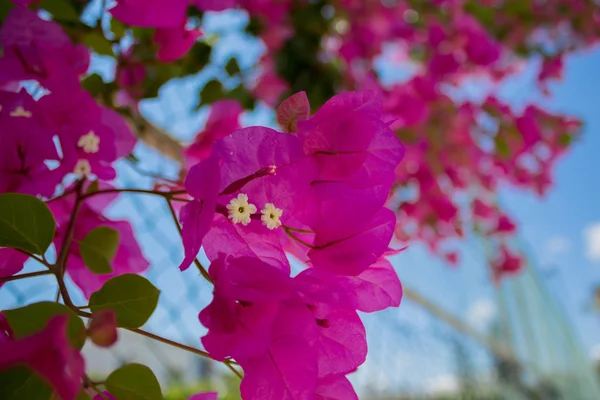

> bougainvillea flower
[154,24,203,62]
[308,208,397,275]
[0,315,85,400]
[180,126,316,270]
[188,392,218,400]
[237,302,318,400]
[185,100,242,168]
[312,305,367,377]
[0,249,29,287]
[0,6,89,92]
[298,91,404,190]
[179,157,220,271]
[38,89,136,181]
[0,89,62,197]
[295,257,402,313]
[110,0,188,28]
[316,375,359,400]
[47,187,150,297]
[199,256,292,360]
[194,0,237,11]
[203,214,290,273]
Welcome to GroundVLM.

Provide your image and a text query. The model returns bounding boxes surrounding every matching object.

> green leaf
[89,274,160,328]
[82,73,106,97]
[110,18,127,39]
[106,364,163,400]
[38,0,80,21]
[0,0,14,24]
[83,32,115,56]
[200,79,224,105]
[3,302,86,349]
[79,226,120,274]
[225,57,241,76]
[0,366,54,400]
[0,193,55,255]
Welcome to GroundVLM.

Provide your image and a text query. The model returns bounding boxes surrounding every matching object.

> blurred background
[2,1,600,399]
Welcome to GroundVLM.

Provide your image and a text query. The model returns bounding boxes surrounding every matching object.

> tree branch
[0,270,53,283]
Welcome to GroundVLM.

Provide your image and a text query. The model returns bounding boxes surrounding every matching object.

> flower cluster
[0,6,147,290]
[178,90,404,398]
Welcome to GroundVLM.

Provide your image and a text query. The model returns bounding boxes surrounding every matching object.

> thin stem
[126,158,182,185]
[0,270,52,283]
[80,188,187,201]
[15,249,52,268]
[125,326,212,358]
[165,199,213,284]
[74,309,241,377]
[55,180,85,277]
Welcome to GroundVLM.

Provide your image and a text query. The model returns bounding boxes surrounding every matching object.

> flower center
[261,203,283,230]
[77,130,100,153]
[226,193,257,226]
[74,159,92,177]
[9,106,32,118]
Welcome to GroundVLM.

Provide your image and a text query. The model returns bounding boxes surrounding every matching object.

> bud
[87,310,118,348]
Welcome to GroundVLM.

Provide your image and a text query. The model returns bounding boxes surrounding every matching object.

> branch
[76,309,240,378]
[0,270,53,283]
[127,117,184,163]
[80,188,187,201]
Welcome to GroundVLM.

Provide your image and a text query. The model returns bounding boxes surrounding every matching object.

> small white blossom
[74,159,92,177]
[261,203,283,230]
[77,130,100,153]
[9,106,32,118]
[226,193,257,226]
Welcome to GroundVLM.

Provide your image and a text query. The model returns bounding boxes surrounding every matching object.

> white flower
[261,203,283,230]
[74,159,92,177]
[9,106,32,118]
[77,130,100,153]
[226,193,257,226]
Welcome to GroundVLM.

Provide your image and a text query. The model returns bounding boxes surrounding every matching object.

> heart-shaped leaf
[80,226,120,274]
[0,193,55,255]
[89,274,160,328]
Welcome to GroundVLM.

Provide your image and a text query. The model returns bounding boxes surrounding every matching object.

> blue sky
[2,5,600,397]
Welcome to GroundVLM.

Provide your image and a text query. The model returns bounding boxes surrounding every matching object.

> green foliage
[0,366,55,400]
[110,18,127,40]
[275,1,341,111]
[164,376,242,400]
[106,363,163,400]
[0,0,14,24]
[83,32,115,56]
[225,58,241,76]
[3,302,86,349]
[82,73,107,97]
[200,79,225,105]
[38,0,80,22]
[89,274,160,328]
[0,193,55,256]
[79,226,120,274]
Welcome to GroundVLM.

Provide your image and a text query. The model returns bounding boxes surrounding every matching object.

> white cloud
[426,374,459,395]
[545,236,571,256]
[467,299,496,330]
[584,223,600,262]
